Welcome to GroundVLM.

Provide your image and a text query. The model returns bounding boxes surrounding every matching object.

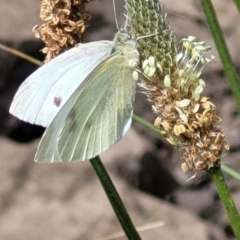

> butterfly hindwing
[35,53,136,162]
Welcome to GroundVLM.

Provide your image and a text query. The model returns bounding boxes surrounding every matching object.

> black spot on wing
[53,96,62,107]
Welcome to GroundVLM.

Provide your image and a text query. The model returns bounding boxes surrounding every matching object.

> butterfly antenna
[123,13,128,29]
[112,0,119,30]
[136,32,158,42]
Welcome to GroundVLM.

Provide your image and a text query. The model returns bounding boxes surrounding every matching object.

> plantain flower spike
[33,0,92,62]
[125,0,229,172]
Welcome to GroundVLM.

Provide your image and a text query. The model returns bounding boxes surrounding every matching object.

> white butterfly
[9,29,140,162]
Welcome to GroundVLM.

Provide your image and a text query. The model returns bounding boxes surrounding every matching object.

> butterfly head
[112,29,139,68]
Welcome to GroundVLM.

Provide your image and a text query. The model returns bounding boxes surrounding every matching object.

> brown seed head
[33,0,92,62]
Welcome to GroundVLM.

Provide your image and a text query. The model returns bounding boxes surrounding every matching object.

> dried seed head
[33,0,92,62]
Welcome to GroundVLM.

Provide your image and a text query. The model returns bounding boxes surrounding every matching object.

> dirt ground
[0,0,240,239]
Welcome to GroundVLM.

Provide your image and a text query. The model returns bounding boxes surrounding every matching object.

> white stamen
[177,99,191,108]
[192,104,200,114]
[164,74,171,87]
[194,85,204,101]
[187,36,197,42]
[133,71,138,81]
[199,79,206,87]
[148,56,155,67]
[180,113,188,123]
[142,59,149,69]
[176,52,183,64]
[147,67,156,77]
[179,70,184,78]
[157,62,163,72]
[143,65,150,75]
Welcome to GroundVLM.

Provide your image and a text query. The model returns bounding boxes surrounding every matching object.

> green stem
[221,164,240,182]
[208,166,240,239]
[200,0,240,110]
[133,113,161,135]
[90,156,141,240]
[232,0,240,12]
[200,2,240,236]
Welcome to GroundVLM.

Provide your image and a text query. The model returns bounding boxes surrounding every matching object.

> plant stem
[133,114,161,135]
[200,0,240,110]
[200,2,240,236]
[90,156,141,240]
[0,43,42,66]
[208,166,240,239]
[232,0,240,12]
[221,164,240,182]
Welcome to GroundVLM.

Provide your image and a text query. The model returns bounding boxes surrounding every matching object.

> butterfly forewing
[9,41,113,127]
